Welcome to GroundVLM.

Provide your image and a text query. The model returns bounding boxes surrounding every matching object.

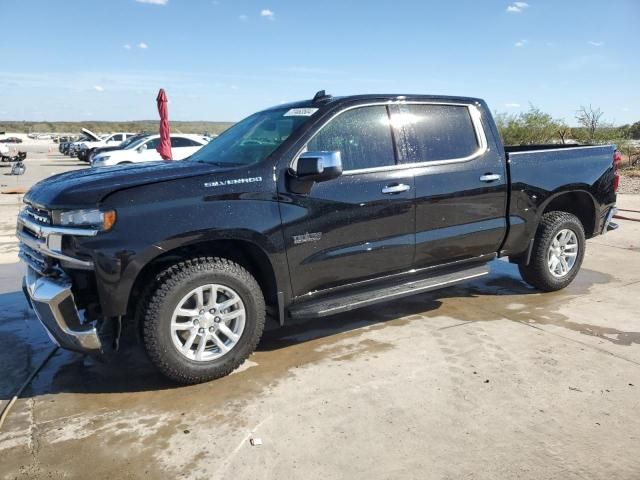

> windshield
[125,137,150,150]
[120,135,146,148]
[188,107,314,166]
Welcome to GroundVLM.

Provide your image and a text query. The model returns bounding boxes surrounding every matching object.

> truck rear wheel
[518,211,586,292]
[142,257,265,384]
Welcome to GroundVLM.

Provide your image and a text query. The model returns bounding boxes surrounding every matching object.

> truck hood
[81,128,101,142]
[25,161,217,209]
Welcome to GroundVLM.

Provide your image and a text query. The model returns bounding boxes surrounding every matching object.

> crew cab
[91,134,208,167]
[18,92,620,384]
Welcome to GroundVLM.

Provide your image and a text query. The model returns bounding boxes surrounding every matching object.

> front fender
[70,167,287,316]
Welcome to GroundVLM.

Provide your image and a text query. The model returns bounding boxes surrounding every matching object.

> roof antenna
[312,90,332,103]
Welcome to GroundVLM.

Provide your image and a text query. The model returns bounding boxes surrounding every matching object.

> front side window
[111,134,123,142]
[395,104,479,163]
[307,106,395,171]
[145,138,160,150]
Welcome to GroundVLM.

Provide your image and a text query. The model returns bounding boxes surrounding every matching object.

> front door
[279,105,416,298]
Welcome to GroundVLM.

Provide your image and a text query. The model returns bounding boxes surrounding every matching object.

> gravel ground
[619,173,640,194]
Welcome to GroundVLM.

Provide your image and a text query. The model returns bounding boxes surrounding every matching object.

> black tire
[518,211,586,292]
[142,257,265,384]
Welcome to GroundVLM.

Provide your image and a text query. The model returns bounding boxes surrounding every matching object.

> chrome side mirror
[288,150,342,194]
[295,151,342,182]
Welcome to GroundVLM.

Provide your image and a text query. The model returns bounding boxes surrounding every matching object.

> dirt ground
[0,149,639,479]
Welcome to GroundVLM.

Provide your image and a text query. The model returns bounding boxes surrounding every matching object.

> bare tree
[556,120,571,144]
[575,105,604,142]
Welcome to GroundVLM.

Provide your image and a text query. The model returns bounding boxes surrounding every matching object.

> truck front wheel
[142,257,265,384]
[518,211,586,292]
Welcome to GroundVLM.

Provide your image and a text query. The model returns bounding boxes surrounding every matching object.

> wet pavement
[1,196,639,479]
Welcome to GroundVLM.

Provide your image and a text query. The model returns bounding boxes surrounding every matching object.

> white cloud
[514,39,528,47]
[93,85,104,92]
[239,14,248,21]
[505,103,521,108]
[588,41,604,47]
[124,44,132,50]
[260,9,275,19]
[506,2,528,13]
[135,0,168,5]
[138,42,148,49]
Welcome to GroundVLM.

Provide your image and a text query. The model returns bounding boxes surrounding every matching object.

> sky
[0,0,637,125]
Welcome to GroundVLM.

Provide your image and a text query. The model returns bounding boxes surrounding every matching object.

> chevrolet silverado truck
[18,92,620,384]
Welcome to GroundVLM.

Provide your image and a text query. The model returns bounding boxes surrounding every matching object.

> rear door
[280,104,415,298]
[395,102,507,268]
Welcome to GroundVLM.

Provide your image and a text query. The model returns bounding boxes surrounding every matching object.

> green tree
[495,105,560,145]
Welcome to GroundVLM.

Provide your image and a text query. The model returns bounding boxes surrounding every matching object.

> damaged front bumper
[23,266,103,354]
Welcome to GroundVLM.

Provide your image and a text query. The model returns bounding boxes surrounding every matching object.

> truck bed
[501,143,617,258]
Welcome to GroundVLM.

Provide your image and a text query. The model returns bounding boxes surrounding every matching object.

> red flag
[156,88,172,160]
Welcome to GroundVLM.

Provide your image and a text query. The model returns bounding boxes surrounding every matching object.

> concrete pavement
[0,194,639,479]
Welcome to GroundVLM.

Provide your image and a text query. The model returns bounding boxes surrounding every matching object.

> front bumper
[23,266,103,354]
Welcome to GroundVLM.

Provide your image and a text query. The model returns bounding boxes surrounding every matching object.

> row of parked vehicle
[59,128,212,167]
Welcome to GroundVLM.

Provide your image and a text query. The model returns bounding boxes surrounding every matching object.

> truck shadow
[0,260,637,400]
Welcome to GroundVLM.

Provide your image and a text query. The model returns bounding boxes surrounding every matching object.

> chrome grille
[17,205,96,273]
[18,242,49,273]
[18,205,52,274]
[24,205,52,225]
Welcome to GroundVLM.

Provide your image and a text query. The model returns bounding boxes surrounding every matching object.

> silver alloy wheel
[170,284,246,362]
[547,228,579,278]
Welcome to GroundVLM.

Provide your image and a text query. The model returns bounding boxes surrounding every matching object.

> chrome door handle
[382,183,411,194]
[479,174,501,183]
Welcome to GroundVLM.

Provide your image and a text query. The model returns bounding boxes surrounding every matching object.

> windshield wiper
[196,160,245,167]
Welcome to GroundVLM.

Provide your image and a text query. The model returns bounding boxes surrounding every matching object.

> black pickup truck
[19,92,620,384]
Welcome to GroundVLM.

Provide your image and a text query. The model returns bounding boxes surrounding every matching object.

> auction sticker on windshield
[284,108,318,117]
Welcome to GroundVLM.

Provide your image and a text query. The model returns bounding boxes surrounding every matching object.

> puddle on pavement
[5,260,632,412]
[422,263,640,347]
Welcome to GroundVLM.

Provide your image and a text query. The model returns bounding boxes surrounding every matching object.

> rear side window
[396,104,479,162]
[307,106,395,171]
[111,134,123,142]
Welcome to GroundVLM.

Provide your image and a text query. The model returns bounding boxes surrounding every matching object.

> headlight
[54,209,116,231]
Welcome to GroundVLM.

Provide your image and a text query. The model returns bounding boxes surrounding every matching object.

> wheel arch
[125,237,281,324]
[539,189,598,238]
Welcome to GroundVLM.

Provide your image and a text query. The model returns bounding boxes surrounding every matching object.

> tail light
[613,150,622,192]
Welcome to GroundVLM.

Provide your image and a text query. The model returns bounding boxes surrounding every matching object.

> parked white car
[91,134,209,167]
